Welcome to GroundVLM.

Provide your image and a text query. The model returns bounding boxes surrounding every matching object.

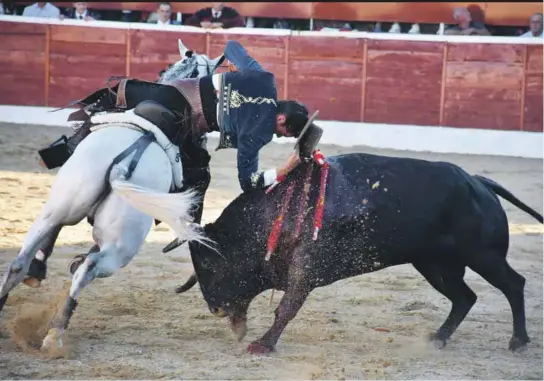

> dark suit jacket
[64,8,101,20]
[217,41,278,191]
[185,7,245,28]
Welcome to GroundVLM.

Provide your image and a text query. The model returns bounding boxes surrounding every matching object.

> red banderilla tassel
[313,161,329,240]
[265,183,296,261]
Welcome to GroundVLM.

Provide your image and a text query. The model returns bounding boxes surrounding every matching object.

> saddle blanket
[89,109,183,191]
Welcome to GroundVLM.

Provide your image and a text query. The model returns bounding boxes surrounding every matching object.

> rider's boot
[39,119,94,170]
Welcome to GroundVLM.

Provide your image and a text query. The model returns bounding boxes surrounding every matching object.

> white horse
[0,39,222,351]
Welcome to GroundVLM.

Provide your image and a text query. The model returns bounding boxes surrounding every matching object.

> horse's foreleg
[0,213,62,303]
[24,225,62,288]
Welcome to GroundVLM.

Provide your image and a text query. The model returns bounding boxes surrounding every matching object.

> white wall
[0,105,541,159]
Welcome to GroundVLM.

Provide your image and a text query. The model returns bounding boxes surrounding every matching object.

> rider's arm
[224,40,265,72]
[236,135,271,192]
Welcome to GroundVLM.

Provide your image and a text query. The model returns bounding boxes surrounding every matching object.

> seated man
[62,2,101,21]
[184,2,244,29]
[22,2,60,18]
[32,40,309,282]
[444,7,490,36]
[520,13,543,37]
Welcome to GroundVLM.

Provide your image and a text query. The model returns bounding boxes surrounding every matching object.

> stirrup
[162,237,187,253]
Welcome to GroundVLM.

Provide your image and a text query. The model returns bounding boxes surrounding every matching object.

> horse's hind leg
[467,251,529,352]
[413,261,477,349]
[0,211,63,305]
[42,197,152,350]
[24,225,62,288]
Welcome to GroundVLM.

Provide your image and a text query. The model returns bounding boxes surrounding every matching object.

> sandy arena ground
[0,122,542,380]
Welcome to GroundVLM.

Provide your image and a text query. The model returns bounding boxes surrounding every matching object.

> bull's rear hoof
[428,333,448,350]
[247,342,275,355]
[509,336,530,353]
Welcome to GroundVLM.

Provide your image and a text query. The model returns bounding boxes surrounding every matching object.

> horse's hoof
[41,328,63,351]
[247,342,274,355]
[68,254,87,275]
[509,336,529,353]
[23,276,42,289]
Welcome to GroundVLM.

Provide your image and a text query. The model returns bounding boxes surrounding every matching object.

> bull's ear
[178,39,189,58]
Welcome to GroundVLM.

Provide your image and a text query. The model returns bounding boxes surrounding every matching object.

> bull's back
[313,153,476,271]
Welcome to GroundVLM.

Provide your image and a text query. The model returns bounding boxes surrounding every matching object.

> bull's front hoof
[509,336,530,353]
[247,342,275,355]
[428,332,448,350]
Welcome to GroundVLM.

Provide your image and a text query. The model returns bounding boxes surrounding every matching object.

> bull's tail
[474,175,543,223]
[110,180,213,247]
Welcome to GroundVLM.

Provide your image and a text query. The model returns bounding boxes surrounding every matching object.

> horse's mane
[158,54,199,83]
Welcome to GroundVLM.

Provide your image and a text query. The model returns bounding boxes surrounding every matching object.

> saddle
[66,77,211,144]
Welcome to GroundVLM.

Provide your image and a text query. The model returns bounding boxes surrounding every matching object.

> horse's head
[158,39,224,83]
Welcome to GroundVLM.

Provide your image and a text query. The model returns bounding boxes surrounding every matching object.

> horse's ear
[178,39,189,58]
[209,54,225,72]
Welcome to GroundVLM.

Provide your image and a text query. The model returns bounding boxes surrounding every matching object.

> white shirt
[520,30,543,37]
[212,9,222,19]
[74,10,87,20]
[157,19,171,26]
[22,2,60,18]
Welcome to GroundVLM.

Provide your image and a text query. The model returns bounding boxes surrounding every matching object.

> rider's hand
[277,152,301,178]
[201,21,212,28]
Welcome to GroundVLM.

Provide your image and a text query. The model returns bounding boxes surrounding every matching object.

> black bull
[181,152,543,355]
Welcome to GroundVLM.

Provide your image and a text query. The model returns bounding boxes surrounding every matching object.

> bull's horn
[175,272,197,293]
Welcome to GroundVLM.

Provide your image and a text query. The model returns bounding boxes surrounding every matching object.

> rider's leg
[163,137,211,253]
[40,81,186,170]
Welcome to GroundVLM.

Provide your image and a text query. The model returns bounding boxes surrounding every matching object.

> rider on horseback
[32,40,310,282]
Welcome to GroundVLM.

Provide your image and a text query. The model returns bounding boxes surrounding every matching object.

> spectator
[520,13,543,37]
[22,2,59,18]
[0,1,16,15]
[444,7,490,36]
[147,2,180,25]
[272,19,290,29]
[184,2,244,29]
[62,2,101,21]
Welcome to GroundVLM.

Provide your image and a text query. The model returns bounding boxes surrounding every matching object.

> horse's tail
[110,180,212,246]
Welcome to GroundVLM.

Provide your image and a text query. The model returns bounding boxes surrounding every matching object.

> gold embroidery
[230,89,277,109]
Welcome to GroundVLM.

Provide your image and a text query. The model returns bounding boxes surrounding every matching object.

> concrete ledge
[0,105,541,159]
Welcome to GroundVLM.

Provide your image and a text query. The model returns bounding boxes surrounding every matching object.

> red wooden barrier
[0,20,542,132]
